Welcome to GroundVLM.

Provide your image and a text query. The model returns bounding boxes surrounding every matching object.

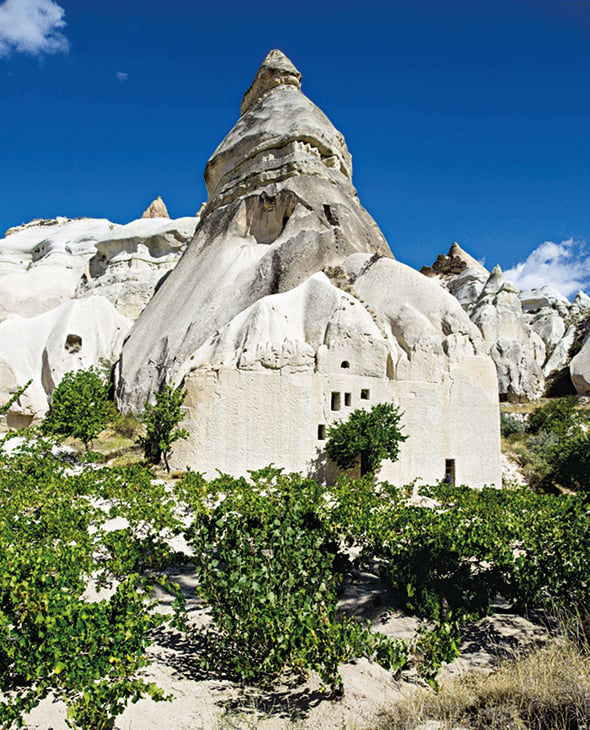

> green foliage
[500,413,525,437]
[137,384,188,471]
[527,395,586,438]
[0,437,173,729]
[3,405,589,722]
[41,368,111,450]
[517,397,590,492]
[546,432,590,492]
[184,467,407,691]
[328,479,590,626]
[0,379,32,418]
[326,402,408,476]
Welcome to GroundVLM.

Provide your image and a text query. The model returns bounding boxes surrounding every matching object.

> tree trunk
[360,451,370,477]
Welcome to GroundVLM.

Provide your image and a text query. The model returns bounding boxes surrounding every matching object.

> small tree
[326,402,407,477]
[42,368,110,451]
[138,384,188,472]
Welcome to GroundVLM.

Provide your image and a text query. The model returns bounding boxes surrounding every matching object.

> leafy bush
[500,413,525,437]
[41,368,111,450]
[326,402,407,476]
[527,395,585,438]
[138,384,188,471]
[184,467,407,691]
[327,479,590,628]
[541,430,590,493]
[0,437,170,729]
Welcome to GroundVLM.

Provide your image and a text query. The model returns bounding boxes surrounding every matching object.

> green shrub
[527,396,585,438]
[500,413,525,437]
[326,402,407,477]
[546,432,590,493]
[137,384,188,472]
[0,437,169,729]
[41,368,111,450]
[185,467,407,691]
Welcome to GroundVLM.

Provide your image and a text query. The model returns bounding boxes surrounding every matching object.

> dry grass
[378,639,590,730]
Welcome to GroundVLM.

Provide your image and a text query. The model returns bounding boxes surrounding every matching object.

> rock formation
[0,217,114,320]
[424,243,590,399]
[116,50,392,413]
[76,216,198,319]
[0,212,196,423]
[141,196,170,219]
[116,50,501,487]
[469,266,544,401]
[0,296,130,427]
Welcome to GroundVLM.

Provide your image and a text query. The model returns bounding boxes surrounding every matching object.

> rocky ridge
[0,203,198,423]
[422,243,590,399]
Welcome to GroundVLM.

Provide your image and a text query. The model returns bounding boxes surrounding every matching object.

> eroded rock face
[422,244,590,399]
[116,50,392,412]
[0,213,197,423]
[117,50,501,488]
[77,216,198,319]
[468,267,544,401]
[0,296,131,425]
[0,218,114,320]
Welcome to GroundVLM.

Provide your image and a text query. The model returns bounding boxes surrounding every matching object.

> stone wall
[173,358,501,488]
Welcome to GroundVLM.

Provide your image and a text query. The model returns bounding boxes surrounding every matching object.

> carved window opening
[344,393,351,406]
[341,360,350,369]
[445,459,456,487]
[323,204,339,226]
[360,389,370,400]
[318,424,326,440]
[331,392,341,411]
[65,334,82,353]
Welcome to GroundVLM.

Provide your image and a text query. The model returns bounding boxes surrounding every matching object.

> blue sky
[2,0,590,297]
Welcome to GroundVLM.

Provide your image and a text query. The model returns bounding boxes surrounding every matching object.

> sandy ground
[21,564,548,730]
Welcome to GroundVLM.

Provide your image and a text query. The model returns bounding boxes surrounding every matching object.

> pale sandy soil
[22,565,548,730]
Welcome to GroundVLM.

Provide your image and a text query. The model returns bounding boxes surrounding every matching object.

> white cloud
[0,0,68,58]
[504,239,590,299]
[116,71,128,82]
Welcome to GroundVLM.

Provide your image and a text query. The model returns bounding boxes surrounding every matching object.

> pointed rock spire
[141,196,169,219]
[241,49,302,115]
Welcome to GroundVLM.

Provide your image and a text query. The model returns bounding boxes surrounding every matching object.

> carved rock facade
[116,51,501,487]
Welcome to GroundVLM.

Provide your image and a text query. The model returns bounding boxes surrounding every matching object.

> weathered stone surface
[0,296,131,425]
[570,290,590,321]
[77,216,198,319]
[519,286,570,316]
[118,50,501,488]
[117,51,391,413]
[203,50,358,213]
[470,266,544,401]
[527,309,566,355]
[0,217,114,320]
[421,244,590,397]
[141,196,170,219]
[421,243,489,312]
[570,338,590,395]
[0,213,197,422]
[544,324,576,377]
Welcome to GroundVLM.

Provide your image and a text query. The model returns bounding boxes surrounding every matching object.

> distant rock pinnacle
[141,196,169,219]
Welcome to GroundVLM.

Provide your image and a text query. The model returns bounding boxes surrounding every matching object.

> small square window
[331,392,341,411]
[360,389,370,400]
[344,392,351,406]
[318,424,326,440]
